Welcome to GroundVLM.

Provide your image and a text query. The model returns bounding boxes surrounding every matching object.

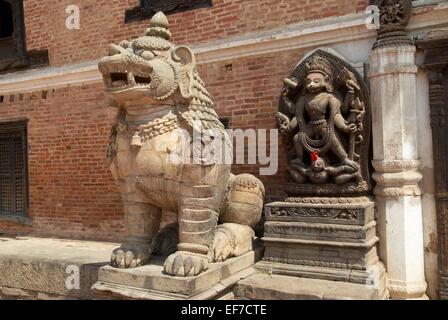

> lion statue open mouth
[98,12,264,277]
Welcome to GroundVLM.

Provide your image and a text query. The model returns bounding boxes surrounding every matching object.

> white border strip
[0,61,101,95]
[193,13,372,64]
[0,8,447,96]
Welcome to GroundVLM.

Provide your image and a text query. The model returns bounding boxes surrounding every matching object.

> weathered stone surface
[265,199,374,225]
[241,197,388,300]
[98,11,264,277]
[256,261,385,285]
[0,287,35,300]
[237,49,388,301]
[262,199,379,271]
[234,274,383,300]
[264,220,376,242]
[369,0,414,49]
[369,45,427,299]
[276,49,371,197]
[261,241,379,271]
[0,237,118,299]
[92,247,263,300]
[418,30,448,300]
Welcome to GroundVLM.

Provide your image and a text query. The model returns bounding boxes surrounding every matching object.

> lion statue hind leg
[210,174,265,262]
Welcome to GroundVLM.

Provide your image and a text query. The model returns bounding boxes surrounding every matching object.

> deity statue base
[236,197,388,300]
[284,181,369,197]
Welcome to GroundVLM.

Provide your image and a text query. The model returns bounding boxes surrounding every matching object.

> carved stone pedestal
[237,198,388,300]
[92,247,262,300]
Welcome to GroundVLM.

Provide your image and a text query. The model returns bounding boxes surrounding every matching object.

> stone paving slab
[234,273,381,300]
[0,237,118,299]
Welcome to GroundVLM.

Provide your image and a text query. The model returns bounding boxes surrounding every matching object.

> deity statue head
[311,158,326,172]
[304,56,334,93]
[310,152,326,173]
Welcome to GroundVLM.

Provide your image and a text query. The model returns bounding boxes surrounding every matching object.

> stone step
[234,273,386,300]
[0,236,118,299]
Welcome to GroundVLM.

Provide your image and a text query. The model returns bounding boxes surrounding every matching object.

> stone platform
[0,236,118,299]
[92,246,263,300]
[234,273,382,300]
[0,236,263,300]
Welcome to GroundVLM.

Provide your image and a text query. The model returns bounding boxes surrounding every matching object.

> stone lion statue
[98,12,264,277]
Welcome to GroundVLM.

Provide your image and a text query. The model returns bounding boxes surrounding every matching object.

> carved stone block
[235,273,387,300]
[369,0,414,49]
[276,49,371,197]
[265,197,374,225]
[259,198,381,276]
[244,197,388,299]
[97,12,265,282]
[92,247,262,300]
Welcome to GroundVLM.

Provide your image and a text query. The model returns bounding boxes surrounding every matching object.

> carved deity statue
[98,12,264,277]
[277,50,371,196]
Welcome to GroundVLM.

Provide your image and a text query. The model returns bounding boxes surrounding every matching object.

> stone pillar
[368,0,428,300]
[369,45,427,299]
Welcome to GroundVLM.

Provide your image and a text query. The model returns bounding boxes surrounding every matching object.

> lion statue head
[98,12,222,133]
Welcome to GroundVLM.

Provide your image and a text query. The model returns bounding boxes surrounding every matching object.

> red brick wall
[201,50,309,195]
[1,0,371,240]
[23,0,368,67]
[0,85,123,241]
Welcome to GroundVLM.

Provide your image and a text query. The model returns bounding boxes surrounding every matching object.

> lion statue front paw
[163,251,208,277]
[210,228,235,262]
[110,242,152,269]
[210,223,255,263]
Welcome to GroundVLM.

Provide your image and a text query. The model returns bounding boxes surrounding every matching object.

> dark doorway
[0,1,14,39]
[0,121,28,218]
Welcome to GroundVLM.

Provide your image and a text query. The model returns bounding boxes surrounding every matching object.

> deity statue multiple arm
[277,54,367,187]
